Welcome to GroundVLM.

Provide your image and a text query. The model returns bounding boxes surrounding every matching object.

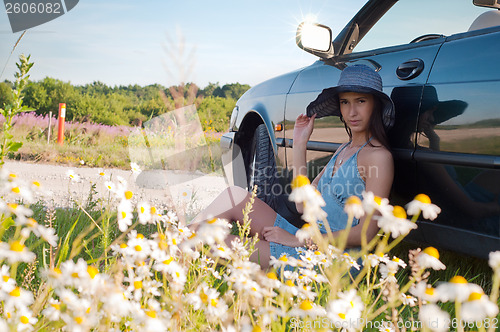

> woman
[190,65,394,269]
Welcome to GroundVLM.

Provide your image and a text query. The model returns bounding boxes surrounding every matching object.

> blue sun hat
[306,64,395,129]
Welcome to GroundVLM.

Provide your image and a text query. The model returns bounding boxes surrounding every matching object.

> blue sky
[0,0,366,88]
[0,0,488,88]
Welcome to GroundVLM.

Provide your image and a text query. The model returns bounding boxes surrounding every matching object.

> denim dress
[269,139,371,260]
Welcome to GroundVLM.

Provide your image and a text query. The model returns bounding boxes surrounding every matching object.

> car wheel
[246,124,278,209]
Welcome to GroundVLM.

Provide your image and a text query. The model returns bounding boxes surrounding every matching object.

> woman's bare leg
[189,186,277,239]
[225,234,271,269]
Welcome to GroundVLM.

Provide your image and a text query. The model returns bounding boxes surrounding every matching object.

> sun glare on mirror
[299,22,331,52]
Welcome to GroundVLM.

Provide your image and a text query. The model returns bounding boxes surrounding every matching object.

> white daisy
[66,169,81,183]
[136,201,152,225]
[418,303,450,332]
[416,247,446,270]
[130,162,142,175]
[488,250,500,274]
[327,290,364,331]
[362,191,392,216]
[376,205,417,238]
[409,281,440,303]
[406,194,441,220]
[117,200,134,232]
[288,299,326,318]
[461,291,499,322]
[0,241,35,264]
[436,275,483,302]
[344,195,365,219]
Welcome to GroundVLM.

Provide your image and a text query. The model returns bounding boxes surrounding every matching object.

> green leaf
[7,141,23,152]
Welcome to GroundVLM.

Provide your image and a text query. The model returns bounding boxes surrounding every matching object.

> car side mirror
[296,22,334,59]
[473,0,500,8]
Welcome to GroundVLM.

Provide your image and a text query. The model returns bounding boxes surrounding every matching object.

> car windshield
[353,0,492,52]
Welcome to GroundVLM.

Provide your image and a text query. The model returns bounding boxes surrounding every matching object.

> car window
[354,0,491,52]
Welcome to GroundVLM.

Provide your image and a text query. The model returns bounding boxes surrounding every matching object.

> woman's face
[339,91,375,135]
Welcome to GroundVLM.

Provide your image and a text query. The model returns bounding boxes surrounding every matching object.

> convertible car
[220,0,500,258]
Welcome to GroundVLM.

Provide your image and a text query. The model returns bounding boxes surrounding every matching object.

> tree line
[0,78,251,132]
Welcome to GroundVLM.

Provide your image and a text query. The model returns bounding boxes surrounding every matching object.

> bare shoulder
[358,141,394,179]
[358,140,394,195]
[359,141,393,166]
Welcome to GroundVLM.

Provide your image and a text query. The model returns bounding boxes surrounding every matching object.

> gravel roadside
[3,160,229,220]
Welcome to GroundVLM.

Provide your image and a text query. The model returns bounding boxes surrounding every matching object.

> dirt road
[3,161,229,219]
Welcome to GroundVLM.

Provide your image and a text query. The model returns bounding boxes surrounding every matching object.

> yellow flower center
[450,275,468,284]
[392,206,407,219]
[140,206,145,214]
[75,316,84,324]
[291,175,310,189]
[9,287,20,297]
[9,173,17,179]
[338,312,346,320]
[133,280,142,289]
[121,211,127,219]
[7,203,18,210]
[207,218,217,224]
[415,193,431,204]
[423,247,440,259]
[468,292,483,301]
[124,191,133,200]
[134,245,142,252]
[71,272,79,278]
[32,181,41,187]
[163,257,174,265]
[136,233,144,239]
[87,266,99,279]
[200,290,208,304]
[285,280,295,287]
[299,300,313,311]
[51,303,61,310]
[346,195,362,206]
[120,243,127,249]
[2,275,9,282]
[266,272,278,280]
[11,187,20,194]
[374,196,383,205]
[10,241,24,252]
[150,206,157,214]
[99,172,105,176]
[27,218,38,227]
[210,298,218,307]
[252,326,262,332]
[425,287,435,296]
[146,310,157,318]
[20,316,29,324]
[278,255,288,262]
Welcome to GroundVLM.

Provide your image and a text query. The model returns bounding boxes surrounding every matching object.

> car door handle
[396,58,424,80]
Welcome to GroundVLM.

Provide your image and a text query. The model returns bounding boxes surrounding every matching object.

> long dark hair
[340,94,390,150]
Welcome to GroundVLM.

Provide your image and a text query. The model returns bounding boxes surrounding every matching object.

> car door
[414,26,500,257]
[284,5,447,209]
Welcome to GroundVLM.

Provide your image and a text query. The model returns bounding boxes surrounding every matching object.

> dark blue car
[221,0,500,258]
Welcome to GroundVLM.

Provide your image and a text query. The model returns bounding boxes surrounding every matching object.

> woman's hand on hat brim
[293,113,316,147]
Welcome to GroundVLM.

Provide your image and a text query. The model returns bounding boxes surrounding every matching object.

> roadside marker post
[57,103,66,145]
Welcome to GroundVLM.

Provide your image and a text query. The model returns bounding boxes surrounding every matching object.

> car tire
[247,124,278,210]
